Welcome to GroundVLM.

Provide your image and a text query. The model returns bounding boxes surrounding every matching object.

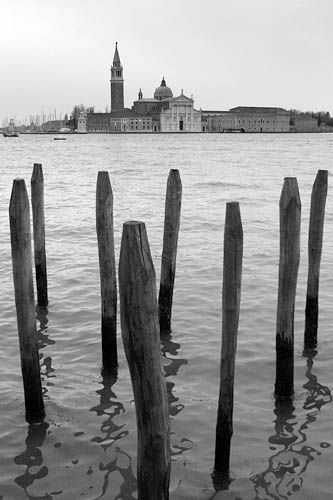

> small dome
[154,77,173,100]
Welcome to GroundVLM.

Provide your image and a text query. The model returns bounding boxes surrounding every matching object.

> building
[292,113,319,132]
[110,42,124,112]
[202,106,290,133]
[85,44,201,133]
[84,43,292,134]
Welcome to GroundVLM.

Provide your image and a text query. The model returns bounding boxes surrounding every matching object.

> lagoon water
[0,132,333,499]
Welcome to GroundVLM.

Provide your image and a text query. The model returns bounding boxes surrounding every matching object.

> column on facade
[172,105,174,132]
[175,103,178,132]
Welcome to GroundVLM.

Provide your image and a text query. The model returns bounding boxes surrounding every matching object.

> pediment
[171,94,193,103]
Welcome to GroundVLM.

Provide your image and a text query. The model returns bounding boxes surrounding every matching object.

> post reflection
[14,421,50,500]
[251,348,332,499]
[13,306,54,498]
[90,372,137,499]
[160,332,188,417]
[36,306,55,397]
[160,332,194,463]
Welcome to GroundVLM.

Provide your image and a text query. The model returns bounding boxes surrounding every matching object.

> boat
[53,136,67,140]
[3,131,19,137]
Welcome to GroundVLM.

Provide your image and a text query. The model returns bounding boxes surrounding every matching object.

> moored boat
[3,131,20,137]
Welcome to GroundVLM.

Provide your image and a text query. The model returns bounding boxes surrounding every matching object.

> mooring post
[275,177,301,399]
[9,178,45,423]
[304,170,328,348]
[158,169,182,334]
[96,171,118,373]
[213,202,243,479]
[31,163,48,307]
[119,221,170,500]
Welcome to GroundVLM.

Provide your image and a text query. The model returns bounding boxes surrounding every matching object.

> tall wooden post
[31,163,48,306]
[158,169,182,334]
[9,179,45,422]
[214,202,243,479]
[96,171,118,372]
[304,170,328,348]
[119,221,170,500]
[275,178,301,399]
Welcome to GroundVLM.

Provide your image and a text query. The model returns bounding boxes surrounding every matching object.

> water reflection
[90,372,137,499]
[251,348,332,499]
[36,306,56,398]
[14,421,51,500]
[160,332,194,466]
[160,332,188,418]
[13,306,55,498]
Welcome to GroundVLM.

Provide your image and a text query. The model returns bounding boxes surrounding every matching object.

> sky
[1,0,333,124]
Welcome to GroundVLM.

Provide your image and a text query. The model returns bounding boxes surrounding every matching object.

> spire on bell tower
[110,42,124,112]
[113,41,121,67]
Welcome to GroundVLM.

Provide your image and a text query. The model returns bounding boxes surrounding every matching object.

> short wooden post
[119,221,170,500]
[304,170,328,348]
[158,169,182,334]
[31,163,48,306]
[275,178,301,399]
[9,179,45,423]
[214,202,243,479]
[96,171,118,372]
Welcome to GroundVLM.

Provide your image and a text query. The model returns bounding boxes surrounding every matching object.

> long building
[202,106,290,133]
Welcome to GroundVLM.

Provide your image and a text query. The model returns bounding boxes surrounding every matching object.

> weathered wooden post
[96,171,118,372]
[158,169,182,334]
[31,163,48,306]
[9,179,45,422]
[119,221,170,500]
[275,178,301,399]
[304,170,328,348]
[213,202,243,479]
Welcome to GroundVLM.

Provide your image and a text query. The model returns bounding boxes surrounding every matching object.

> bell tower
[110,42,124,112]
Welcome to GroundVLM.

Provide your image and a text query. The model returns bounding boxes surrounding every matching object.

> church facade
[85,43,201,133]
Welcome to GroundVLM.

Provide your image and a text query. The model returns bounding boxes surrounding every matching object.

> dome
[154,77,173,100]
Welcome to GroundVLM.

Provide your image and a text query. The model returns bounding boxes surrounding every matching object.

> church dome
[154,77,173,100]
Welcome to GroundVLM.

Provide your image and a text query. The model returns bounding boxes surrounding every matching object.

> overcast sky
[1,0,332,124]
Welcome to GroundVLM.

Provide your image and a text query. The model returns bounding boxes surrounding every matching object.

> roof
[133,98,160,103]
[154,77,173,100]
[110,108,135,118]
[230,106,288,113]
[201,110,230,115]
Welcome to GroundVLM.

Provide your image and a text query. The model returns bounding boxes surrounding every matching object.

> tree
[71,104,86,120]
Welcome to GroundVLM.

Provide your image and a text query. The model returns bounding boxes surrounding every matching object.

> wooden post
[31,163,48,306]
[275,178,301,399]
[96,171,118,373]
[214,202,243,479]
[158,169,182,334]
[119,221,170,500]
[304,170,328,348]
[9,179,45,423]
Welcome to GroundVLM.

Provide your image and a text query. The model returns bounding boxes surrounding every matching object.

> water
[0,133,332,499]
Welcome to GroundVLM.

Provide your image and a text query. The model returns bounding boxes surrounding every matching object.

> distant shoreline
[9,130,333,135]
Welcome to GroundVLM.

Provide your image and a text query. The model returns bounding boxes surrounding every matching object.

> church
[83,43,202,133]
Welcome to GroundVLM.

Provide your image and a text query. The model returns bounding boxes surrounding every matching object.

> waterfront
[0,133,333,499]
